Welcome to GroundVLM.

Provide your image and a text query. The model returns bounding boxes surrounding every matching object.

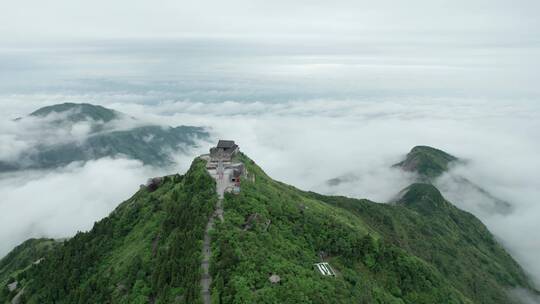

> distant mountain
[323,145,458,189]
[0,151,537,303]
[325,173,359,187]
[392,146,458,180]
[1,103,210,172]
[393,146,512,215]
[326,146,512,215]
[30,103,120,123]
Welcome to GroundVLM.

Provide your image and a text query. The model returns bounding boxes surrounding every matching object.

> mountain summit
[29,103,121,124]
[1,142,537,303]
[392,146,513,215]
[1,103,209,172]
[326,145,458,188]
[393,145,458,179]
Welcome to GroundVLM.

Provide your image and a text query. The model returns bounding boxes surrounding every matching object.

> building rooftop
[217,140,236,148]
[268,274,281,284]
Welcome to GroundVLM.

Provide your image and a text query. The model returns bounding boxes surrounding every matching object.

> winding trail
[201,160,228,304]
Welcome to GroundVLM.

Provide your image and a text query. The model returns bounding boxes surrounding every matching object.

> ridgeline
[0,147,537,303]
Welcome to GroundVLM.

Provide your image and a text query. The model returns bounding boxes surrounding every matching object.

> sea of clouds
[119,98,540,291]
[0,34,539,303]
[2,96,539,293]
[1,1,539,301]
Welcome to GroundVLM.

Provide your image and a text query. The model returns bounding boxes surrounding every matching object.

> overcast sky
[1,0,539,101]
[1,0,540,299]
[2,0,540,42]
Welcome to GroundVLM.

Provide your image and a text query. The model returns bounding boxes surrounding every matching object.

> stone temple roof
[217,140,236,149]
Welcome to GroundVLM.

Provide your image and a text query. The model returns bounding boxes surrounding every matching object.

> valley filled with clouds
[1,0,539,301]
[1,94,539,287]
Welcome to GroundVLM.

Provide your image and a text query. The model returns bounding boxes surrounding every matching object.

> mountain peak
[395,183,450,214]
[0,148,535,304]
[29,103,120,123]
[0,103,210,173]
[394,145,457,179]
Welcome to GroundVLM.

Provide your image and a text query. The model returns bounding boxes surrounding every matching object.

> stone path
[201,160,228,304]
[201,210,214,304]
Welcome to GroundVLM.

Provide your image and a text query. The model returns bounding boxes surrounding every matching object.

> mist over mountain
[0,103,209,172]
[393,146,459,180]
[327,146,513,216]
[1,100,538,304]
[1,0,539,302]
[29,103,120,125]
[1,150,538,303]
[0,103,211,258]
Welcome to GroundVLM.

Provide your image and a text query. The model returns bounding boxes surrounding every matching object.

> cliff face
[0,153,536,304]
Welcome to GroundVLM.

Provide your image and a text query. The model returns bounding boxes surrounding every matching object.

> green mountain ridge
[0,239,61,289]
[393,146,459,180]
[394,146,513,215]
[20,125,208,169]
[1,103,210,172]
[325,146,457,187]
[394,183,451,213]
[30,103,121,125]
[1,151,537,303]
[327,146,512,215]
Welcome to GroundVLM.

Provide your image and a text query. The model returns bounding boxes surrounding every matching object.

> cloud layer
[0,94,539,304]
[0,0,540,301]
[1,0,539,43]
[0,104,208,256]
[0,158,159,255]
[1,3,539,296]
[114,98,540,289]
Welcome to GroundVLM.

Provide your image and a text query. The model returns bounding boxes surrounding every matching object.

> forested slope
[209,153,535,304]
[1,158,216,304]
[1,153,537,303]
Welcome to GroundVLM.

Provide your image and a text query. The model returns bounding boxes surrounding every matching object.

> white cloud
[0,134,31,162]
[0,104,161,164]
[111,98,540,290]
[0,158,164,256]
[0,2,539,294]
[436,161,540,287]
[1,96,539,297]
[509,288,540,304]
[1,0,539,43]
[0,101,210,257]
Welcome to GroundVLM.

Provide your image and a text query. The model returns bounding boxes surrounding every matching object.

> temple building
[204,140,245,195]
[209,140,239,161]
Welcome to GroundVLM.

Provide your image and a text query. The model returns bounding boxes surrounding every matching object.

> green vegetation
[33,125,208,169]
[394,146,458,179]
[393,146,513,215]
[0,239,60,288]
[209,153,534,304]
[0,158,216,304]
[29,103,120,124]
[1,103,209,172]
[313,184,532,303]
[1,153,536,303]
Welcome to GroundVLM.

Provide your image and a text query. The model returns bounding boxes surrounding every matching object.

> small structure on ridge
[314,262,336,276]
[205,140,245,195]
[268,274,281,284]
[210,140,239,161]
